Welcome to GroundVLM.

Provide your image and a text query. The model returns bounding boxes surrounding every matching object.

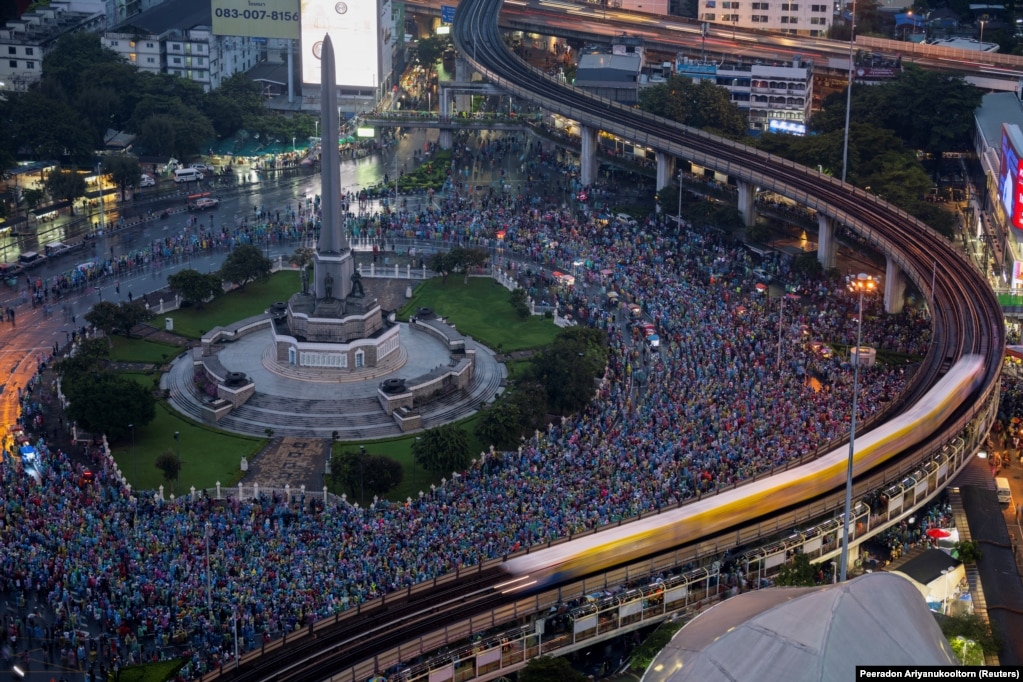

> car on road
[190,163,211,172]
[139,174,156,187]
[190,197,219,210]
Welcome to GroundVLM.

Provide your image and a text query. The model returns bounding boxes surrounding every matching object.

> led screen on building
[212,0,300,39]
[302,0,391,90]
[999,124,1023,230]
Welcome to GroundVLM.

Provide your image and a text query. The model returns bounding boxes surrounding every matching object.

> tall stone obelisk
[313,34,354,305]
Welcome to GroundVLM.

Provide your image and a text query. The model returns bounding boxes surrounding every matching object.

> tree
[939,614,1000,655]
[167,269,224,308]
[430,251,457,284]
[136,115,178,158]
[63,372,157,440]
[328,448,362,499]
[412,423,471,475]
[638,76,747,139]
[506,380,549,433]
[416,36,453,67]
[474,403,522,451]
[449,247,490,283]
[220,244,271,291]
[328,449,401,499]
[42,32,124,102]
[85,300,152,339]
[155,450,182,493]
[518,657,588,682]
[102,155,142,200]
[773,553,818,586]
[44,169,87,211]
[526,327,608,415]
[363,454,404,496]
[509,288,530,318]
[289,247,316,293]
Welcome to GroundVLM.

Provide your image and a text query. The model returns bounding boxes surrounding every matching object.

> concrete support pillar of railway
[736,179,757,228]
[579,125,599,188]
[439,87,451,122]
[454,58,472,114]
[438,129,453,151]
[655,153,675,213]
[817,214,838,270]
[884,259,906,315]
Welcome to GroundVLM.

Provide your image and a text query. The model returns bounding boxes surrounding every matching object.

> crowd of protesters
[0,130,939,680]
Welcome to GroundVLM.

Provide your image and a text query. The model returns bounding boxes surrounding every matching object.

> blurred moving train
[503,355,986,588]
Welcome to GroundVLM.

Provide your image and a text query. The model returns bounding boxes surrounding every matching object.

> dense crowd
[1,132,937,680]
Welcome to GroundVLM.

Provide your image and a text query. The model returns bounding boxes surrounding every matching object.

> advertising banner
[999,124,1023,230]
[302,0,386,88]
[212,0,300,39]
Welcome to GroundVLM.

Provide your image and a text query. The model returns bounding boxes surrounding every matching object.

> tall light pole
[979,18,987,47]
[840,273,875,582]
[841,0,857,184]
[942,567,953,614]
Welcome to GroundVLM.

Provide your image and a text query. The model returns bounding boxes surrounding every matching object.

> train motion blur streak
[502,356,985,587]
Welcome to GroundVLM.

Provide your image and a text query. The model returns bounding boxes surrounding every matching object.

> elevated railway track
[201,0,1006,677]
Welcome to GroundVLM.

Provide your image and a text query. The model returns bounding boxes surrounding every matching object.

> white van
[996,477,1012,505]
[173,168,204,183]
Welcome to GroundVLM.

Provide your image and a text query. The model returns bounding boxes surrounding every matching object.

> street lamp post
[942,567,953,614]
[979,19,987,47]
[841,0,857,184]
[839,273,875,582]
[173,431,180,489]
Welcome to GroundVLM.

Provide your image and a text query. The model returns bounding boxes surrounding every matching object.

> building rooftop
[976,91,1023,148]
[112,0,211,35]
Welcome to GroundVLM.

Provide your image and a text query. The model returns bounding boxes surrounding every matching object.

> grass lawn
[107,402,264,493]
[118,659,186,682]
[397,277,559,352]
[103,271,534,498]
[167,271,300,338]
[109,335,186,364]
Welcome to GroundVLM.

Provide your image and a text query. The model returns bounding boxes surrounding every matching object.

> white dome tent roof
[642,572,955,682]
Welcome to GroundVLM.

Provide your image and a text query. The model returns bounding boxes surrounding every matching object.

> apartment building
[698,0,833,37]
[0,1,105,92]
[102,0,258,91]
[676,55,814,134]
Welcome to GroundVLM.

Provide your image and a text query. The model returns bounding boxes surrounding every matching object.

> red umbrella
[926,528,952,539]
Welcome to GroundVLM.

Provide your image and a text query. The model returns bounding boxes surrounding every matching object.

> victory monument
[269,35,400,371]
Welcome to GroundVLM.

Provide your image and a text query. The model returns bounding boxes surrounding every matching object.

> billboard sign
[768,119,806,136]
[302,0,390,90]
[999,124,1023,230]
[854,67,898,80]
[441,4,456,22]
[212,0,300,39]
